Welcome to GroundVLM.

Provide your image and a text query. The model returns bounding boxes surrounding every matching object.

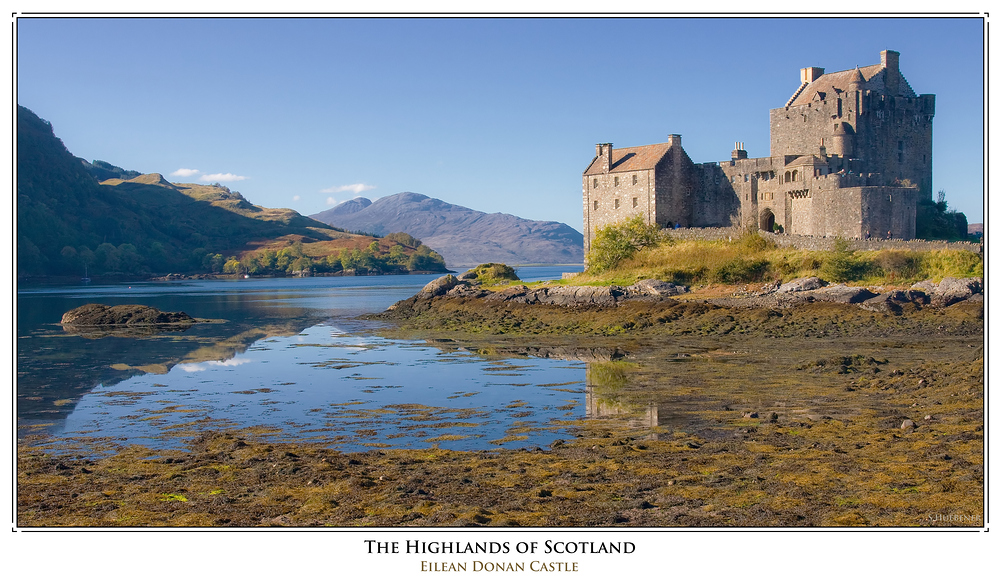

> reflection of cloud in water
[179,356,252,372]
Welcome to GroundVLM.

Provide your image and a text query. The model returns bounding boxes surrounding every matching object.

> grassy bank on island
[572,226,982,289]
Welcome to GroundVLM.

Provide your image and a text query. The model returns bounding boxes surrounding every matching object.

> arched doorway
[759,208,775,232]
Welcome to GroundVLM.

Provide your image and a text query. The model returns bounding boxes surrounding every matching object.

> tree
[384,232,421,248]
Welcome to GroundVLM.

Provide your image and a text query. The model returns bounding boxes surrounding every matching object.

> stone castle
[582,50,934,254]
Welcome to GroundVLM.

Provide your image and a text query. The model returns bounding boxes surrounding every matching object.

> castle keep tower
[769,49,935,200]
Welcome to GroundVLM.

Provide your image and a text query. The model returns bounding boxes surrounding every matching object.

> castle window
[632,197,638,208]
[898,152,904,163]
[614,176,619,187]
[744,174,748,182]
[792,170,798,181]
[594,200,599,211]
[593,178,598,188]
[785,171,791,182]
[731,176,736,183]
[614,198,620,209]
[632,174,638,185]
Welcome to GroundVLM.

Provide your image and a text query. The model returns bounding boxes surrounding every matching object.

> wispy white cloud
[201,172,247,182]
[320,183,375,195]
[326,197,339,206]
[293,195,301,201]
[170,168,200,177]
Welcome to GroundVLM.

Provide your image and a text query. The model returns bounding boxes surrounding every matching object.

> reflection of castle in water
[585,362,662,429]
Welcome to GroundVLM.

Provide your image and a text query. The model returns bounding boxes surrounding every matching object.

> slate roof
[583,142,673,175]
[787,63,916,107]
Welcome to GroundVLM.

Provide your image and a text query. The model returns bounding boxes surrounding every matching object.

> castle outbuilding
[582,50,933,254]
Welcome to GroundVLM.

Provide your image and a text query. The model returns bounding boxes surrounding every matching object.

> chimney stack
[732,141,748,160]
[881,50,900,94]
[596,143,613,173]
[800,67,824,84]
[668,134,681,148]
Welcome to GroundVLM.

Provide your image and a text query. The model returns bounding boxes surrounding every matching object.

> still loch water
[17,267,588,452]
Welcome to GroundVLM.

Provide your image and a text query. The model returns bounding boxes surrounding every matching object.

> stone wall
[664,227,982,253]
[693,163,741,227]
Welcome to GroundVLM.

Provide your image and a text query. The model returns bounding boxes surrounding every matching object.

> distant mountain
[311,192,584,267]
[16,105,445,277]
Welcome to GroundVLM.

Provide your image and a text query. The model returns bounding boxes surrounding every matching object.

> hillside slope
[311,192,584,267]
[16,105,445,277]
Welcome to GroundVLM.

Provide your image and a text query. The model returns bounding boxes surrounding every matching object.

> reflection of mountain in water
[17,319,318,430]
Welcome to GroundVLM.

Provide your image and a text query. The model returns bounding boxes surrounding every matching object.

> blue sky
[17,17,985,229]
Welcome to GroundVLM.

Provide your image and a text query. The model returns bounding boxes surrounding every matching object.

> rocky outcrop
[912,277,984,307]
[61,304,196,338]
[418,274,461,298]
[390,275,983,315]
[859,290,931,314]
[804,284,877,304]
[776,276,826,293]
[476,280,688,307]
[394,276,689,309]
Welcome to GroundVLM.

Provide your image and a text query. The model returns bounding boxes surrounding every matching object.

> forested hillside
[16,106,446,277]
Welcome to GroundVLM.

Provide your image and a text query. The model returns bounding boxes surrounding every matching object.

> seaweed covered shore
[18,281,983,527]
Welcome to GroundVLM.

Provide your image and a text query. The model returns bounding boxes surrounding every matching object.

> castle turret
[847,66,865,91]
[829,121,855,157]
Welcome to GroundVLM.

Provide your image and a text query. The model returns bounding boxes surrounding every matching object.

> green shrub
[736,231,777,253]
[820,238,874,282]
[875,249,920,281]
[466,263,520,286]
[587,216,661,273]
[712,257,769,284]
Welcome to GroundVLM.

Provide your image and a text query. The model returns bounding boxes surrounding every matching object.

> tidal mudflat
[17,288,983,527]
